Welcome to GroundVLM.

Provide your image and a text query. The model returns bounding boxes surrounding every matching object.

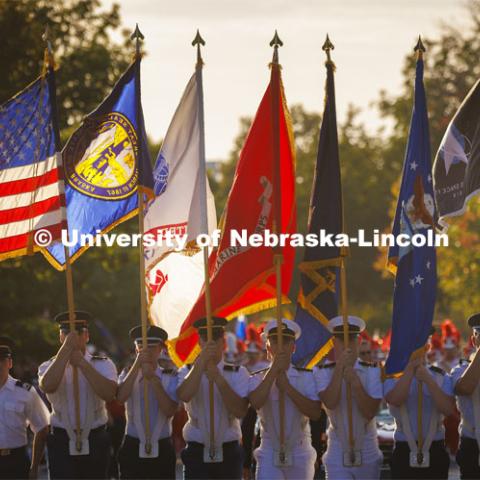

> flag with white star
[433,78,480,226]
[385,54,437,376]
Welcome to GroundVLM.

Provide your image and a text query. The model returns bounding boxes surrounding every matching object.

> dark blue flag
[293,55,343,368]
[385,54,437,376]
[45,58,153,269]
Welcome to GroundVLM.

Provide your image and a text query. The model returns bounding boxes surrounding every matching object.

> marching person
[314,316,383,480]
[38,311,117,479]
[241,340,269,479]
[0,337,49,479]
[384,331,455,479]
[176,316,249,480]
[116,325,178,479]
[451,312,480,479]
[248,319,321,480]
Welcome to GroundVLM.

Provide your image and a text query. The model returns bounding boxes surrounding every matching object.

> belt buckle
[0,449,11,456]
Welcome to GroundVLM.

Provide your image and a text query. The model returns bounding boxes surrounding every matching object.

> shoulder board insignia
[293,366,312,372]
[460,358,471,365]
[15,380,32,391]
[251,367,269,376]
[359,361,378,367]
[162,368,177,375]
[224,364,240,372]
[91,355,107,361]
[317,362,336,369]
[429,365,445,375]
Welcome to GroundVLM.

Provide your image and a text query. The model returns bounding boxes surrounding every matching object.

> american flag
[0,72,65,261]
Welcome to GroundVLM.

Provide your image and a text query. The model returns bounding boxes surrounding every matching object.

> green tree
[374,0,480,333]
[0,0,131,130]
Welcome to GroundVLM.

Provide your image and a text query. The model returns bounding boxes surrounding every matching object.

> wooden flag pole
[270,30,286,461]
[417,380,424,464]
[42,28,83,453]
[193,30,216,460]
[323,35,355,465]
[131,24,151,456]
[414,35,426,467]
[65,248,82,452]
[340,257,355,464]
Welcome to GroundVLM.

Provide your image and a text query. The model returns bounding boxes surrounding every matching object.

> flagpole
[42,28,83,453]
[130,24,152,456]
[323,35,356,464]
[192,30,217,460]
[269,30,287,461]
[414,35,426,467]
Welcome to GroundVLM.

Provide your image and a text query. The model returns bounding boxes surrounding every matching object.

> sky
[103,0,467,160]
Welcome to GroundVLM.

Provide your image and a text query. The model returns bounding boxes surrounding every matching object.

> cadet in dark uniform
[117,325,178,479]
[38,311,117,479]
[176,317,249,480]
[384,343,455,479]
[451,313,480,479]
[0,337,49,479]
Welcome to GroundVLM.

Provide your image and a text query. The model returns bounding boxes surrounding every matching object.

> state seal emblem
[64,112,138,200]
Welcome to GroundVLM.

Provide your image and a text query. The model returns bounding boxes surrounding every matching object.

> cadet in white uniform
[117,325,178,479]
[249,319,321,480]
[314,316,383,480]
[176,316,249,480]
[451,312,480,479]
[0,337,49,479]
[38,311,117,479]
[241,341,270,479]
[384,331,455,479]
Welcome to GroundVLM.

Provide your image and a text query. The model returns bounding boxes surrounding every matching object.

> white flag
[145,71,216,339]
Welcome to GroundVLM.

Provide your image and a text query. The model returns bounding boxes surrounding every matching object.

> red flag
[169,62,296,365]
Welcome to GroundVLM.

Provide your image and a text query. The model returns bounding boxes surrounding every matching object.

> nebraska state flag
[169,59,297,365]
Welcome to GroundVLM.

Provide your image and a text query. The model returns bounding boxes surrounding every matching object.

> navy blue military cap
[54,310,91,332]
[0,336,13,359]
[193,316,227,340]
[129,325,168,345]
[468,313,480,331]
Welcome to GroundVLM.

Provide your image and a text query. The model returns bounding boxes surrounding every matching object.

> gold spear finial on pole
[414,35,426,60]
[322,34,335,64]
[270,30,283,65]
[130,24,145,59]
[42,26,55,71]
[192,29,205,67]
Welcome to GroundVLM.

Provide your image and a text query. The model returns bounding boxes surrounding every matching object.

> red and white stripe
[0,152,66,256]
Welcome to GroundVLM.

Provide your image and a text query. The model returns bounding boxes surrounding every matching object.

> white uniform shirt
[0,376,49,449]
[177,361,249,444]
[451,360,476,439]
[38,352,117,429]
[314,360,383,464]
[249,365,318,453]
[119,366,178,440]
[384,365,453,442]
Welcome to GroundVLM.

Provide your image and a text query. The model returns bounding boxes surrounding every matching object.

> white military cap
[327,315,366,334]
[262,318,302,341]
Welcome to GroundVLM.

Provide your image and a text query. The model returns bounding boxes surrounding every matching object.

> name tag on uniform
[409,451,429,468]
[343,450,362,467]
[69,439,89,456]
[274,449,292,467]
[203,444,223,463]
[139,441,158,458]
